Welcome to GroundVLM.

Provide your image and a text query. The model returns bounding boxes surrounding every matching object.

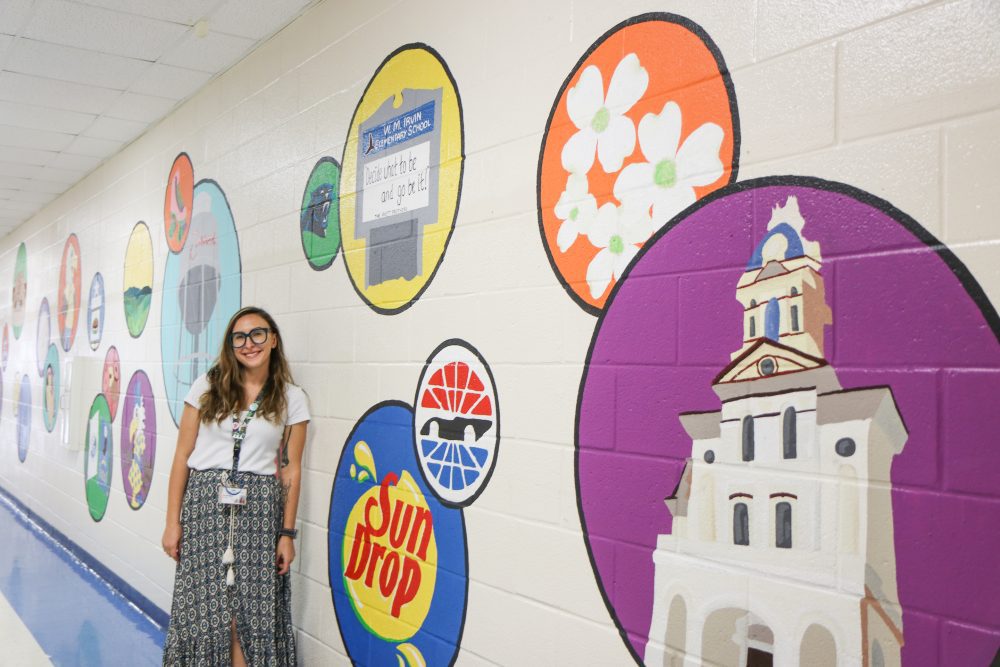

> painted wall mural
[16,373,31,463]
[103,346,121,421]
[123,222,154,338]
[339,44,464,314]
[11,242,27,339]
[328,402,468,667]
[161,172,242,426]
[87,272,105,351]
[120,370,156,510]
[85,393,113,522]
[300,156,342,271]
[35,297,50,375]
[538,14,738,315]
[58,234,82,351]
[575,178,1000,667]
[2,322,8,370]
[414,340,499,507]
[42,344,59,433]
[164,153,194,254]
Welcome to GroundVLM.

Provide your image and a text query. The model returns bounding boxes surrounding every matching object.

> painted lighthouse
[644,197,907,667]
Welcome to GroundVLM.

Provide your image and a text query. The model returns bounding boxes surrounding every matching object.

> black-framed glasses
[231,327,271,348]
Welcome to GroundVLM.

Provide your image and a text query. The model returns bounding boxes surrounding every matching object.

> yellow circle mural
[339,44,464,314]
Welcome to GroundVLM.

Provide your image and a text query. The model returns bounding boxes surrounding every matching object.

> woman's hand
[162,521,182,561]
[276,536,295,575]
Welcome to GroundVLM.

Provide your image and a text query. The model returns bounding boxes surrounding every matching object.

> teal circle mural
[42,344,59,433]
[160,179,242,426]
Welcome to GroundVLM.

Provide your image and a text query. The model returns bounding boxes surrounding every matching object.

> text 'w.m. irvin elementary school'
[645,197,907,667]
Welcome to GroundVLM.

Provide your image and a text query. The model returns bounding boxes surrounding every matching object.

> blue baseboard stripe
[0,482,170,630]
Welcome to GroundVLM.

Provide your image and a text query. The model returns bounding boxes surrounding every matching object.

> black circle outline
[124,222,153,340]
[574,175,1000,664]
[120,368,156,511]
[325,400,470,667]
[299,155,343,272]
[84,392,113,523]
[160,178,243,427]
[87,271,105,351]
[163,151,195,254]
[59,232,82,351]
[337,42,465,316]
[412,338,501,509]
[536,12,742,317]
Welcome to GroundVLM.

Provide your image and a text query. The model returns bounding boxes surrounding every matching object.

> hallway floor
[0,493,165,666]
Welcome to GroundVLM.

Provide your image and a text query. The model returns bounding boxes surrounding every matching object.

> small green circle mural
[84,393,113,521]
[300,156,341,271]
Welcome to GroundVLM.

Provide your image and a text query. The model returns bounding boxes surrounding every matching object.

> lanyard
[230,390,265,476]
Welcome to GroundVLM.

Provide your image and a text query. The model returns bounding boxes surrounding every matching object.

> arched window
[733,503,749,546]
[749,316,756,338]
[764,298,780,339]
[790,305,799,331]
[750,299,757,308]
[782,407,797,459]
[776,502,792,548]
[790,286,798,296]
[742,416,755,461]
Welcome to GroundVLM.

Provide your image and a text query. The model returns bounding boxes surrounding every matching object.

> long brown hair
[199,306,294,424]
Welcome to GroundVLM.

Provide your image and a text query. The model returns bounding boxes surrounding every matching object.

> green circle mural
[300,156,341,270]
[42,344,59,433]
[11,243,27,339]
[84,394,113,521]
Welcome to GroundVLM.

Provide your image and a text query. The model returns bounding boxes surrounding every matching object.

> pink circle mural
[576,177,1000,665]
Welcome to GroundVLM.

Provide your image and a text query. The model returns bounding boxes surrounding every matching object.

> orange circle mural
[538,13,739,314]
[164,153,194,253]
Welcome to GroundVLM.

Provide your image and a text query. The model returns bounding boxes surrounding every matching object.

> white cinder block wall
[1,0,999,664]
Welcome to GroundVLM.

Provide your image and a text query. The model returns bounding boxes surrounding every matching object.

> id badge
[218,486,247,506]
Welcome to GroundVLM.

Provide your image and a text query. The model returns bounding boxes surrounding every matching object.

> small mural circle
[84,393,113,522]
[87,272,105,350]
[123,222,154,338]
[413,340,500,507]
[300,156,341,271]
[164,153,195,253]
[576,178,1000,666]
[36,297,50,375]
[16,374,31,462]
[12,243,27,339]
[103,346,121,421]
[329,402,468,666]
[339,44,464,314]
[42,344,59,433]
[120,370,156,510]
[58,234,82,351]
[161,179,242,426]
[538,13,739,315]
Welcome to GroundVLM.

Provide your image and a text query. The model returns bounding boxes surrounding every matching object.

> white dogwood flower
[554,173,598,252]
[561,53,649,174]
[585,202,654,299]
[613,101,724,224]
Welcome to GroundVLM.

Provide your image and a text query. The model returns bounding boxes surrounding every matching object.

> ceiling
[0,0,317,238]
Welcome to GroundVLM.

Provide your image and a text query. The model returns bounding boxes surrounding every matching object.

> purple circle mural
[120,370,156,510]
[576,177,1000,666]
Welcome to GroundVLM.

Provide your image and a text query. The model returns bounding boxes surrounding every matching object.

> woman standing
[162,307,309,666]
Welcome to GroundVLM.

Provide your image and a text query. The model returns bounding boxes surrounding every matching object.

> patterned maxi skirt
[163,469,296,666]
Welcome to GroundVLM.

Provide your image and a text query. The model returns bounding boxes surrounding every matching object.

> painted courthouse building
[645,198,907,667]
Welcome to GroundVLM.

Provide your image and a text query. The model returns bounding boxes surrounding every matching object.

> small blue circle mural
[87,272,105,351]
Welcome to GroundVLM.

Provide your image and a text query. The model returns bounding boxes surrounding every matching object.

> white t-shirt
[184,373,310,476]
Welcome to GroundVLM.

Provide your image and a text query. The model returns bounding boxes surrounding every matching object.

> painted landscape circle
[123,222,154,337]
[576,178,1000,666]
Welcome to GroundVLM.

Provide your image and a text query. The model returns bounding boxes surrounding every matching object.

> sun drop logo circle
[329,402,467,667]
[414,340,499,507]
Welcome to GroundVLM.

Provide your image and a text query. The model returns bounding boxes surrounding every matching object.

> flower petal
[566,172,589,198]
[586,248,615,299]
[638,101,682,163]
[613,162,654,207]
[677,122,725,187]
[605,53,649,114]
[561,128,597,174]
[619,204,656,244]
[566,65,604,130]
[557,217,581,253]
[612,242,641,280]
[596,113,635,173]
[650,186,697,226]
[586,202,620,249]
